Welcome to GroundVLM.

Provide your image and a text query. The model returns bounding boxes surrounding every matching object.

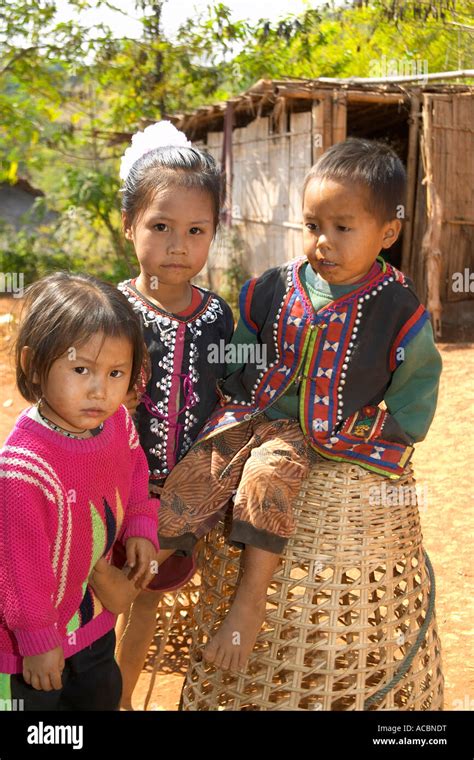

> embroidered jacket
[193,258,432,479]
[118,280,234,483]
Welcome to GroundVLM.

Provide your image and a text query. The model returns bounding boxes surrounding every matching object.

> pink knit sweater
[0,404,159,674]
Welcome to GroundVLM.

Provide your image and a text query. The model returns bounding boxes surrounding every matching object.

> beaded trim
[226,261,296,417]
[118,280,224,476]
[193,260,419,477]
[218,258,398,426]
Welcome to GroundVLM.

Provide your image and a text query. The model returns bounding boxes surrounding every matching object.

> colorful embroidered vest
[118,280,234,483]
[194,258,429,479]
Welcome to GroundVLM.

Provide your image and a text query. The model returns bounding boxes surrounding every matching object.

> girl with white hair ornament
[97,121,234,710]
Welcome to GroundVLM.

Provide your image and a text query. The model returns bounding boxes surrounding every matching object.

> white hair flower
[120,120,192,182]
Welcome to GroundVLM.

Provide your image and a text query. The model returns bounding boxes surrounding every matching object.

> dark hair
[303,138,407,222]
[16,272,146,403]
[121,145,223,229]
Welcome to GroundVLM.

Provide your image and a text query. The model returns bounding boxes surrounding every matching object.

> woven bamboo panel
[145,541,205,678]
[413,92,474,305]
[180,459,444,711]
[153,576,202,675]
[142,569,202,711]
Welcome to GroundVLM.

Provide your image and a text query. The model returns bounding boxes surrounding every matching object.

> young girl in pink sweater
[0,272,159,711]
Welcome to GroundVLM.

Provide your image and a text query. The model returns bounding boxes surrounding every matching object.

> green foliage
[229,2,473,84]
[0,221,84,284]
[61,166,135,270]
[0,1,102,180]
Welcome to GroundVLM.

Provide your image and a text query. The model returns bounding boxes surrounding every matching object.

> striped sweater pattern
[0,404,159,673]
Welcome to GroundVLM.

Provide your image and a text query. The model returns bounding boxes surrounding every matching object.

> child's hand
[124,389,139,414]
[23,647,65,692]
[93,556,109,575]
[90,557,139,614]
[125,538,157,590]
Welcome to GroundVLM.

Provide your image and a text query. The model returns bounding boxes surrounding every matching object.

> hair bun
[120,120,192,181]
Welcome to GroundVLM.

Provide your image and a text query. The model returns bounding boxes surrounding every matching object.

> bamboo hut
[167,74,473,339]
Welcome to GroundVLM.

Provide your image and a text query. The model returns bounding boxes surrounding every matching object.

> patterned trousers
[158,412,316,561]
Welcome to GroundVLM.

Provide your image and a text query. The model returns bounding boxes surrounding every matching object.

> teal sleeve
[384,320,442,442]
[224,317,258,377]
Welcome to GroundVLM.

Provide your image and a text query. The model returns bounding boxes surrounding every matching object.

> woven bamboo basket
[180,458,444,711]
[142,543,204,710]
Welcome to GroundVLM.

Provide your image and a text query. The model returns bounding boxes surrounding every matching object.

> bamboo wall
[422,94,473,303]
[194,111,313,291]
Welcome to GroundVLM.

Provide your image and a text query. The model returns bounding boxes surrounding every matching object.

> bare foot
[202,595,266,672]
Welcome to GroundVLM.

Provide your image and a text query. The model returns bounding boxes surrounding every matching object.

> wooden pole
[272,96,287,134]
[316,69,474,84]
[332,91,347,145]
[311,97,325,164]
[420,94,443,338]
[222,100,234,227]
[323,94,332,152]
[401,93,420,277]
[274,85,408,106]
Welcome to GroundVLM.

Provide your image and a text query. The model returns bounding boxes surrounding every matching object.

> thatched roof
[103,72,473,146]
[166,73,474,141]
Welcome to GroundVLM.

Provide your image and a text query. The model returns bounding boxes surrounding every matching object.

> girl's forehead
[64,333,133,359]
[146,185,214,216]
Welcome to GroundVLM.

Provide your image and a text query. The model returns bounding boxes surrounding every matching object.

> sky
[54,0,311,40]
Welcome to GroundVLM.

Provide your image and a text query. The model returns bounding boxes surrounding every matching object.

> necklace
[37,402,100,439]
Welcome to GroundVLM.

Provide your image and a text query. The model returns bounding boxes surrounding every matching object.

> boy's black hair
[303,137,407,222]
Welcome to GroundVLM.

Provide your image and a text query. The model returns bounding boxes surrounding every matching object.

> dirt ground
[0,295,472,711]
